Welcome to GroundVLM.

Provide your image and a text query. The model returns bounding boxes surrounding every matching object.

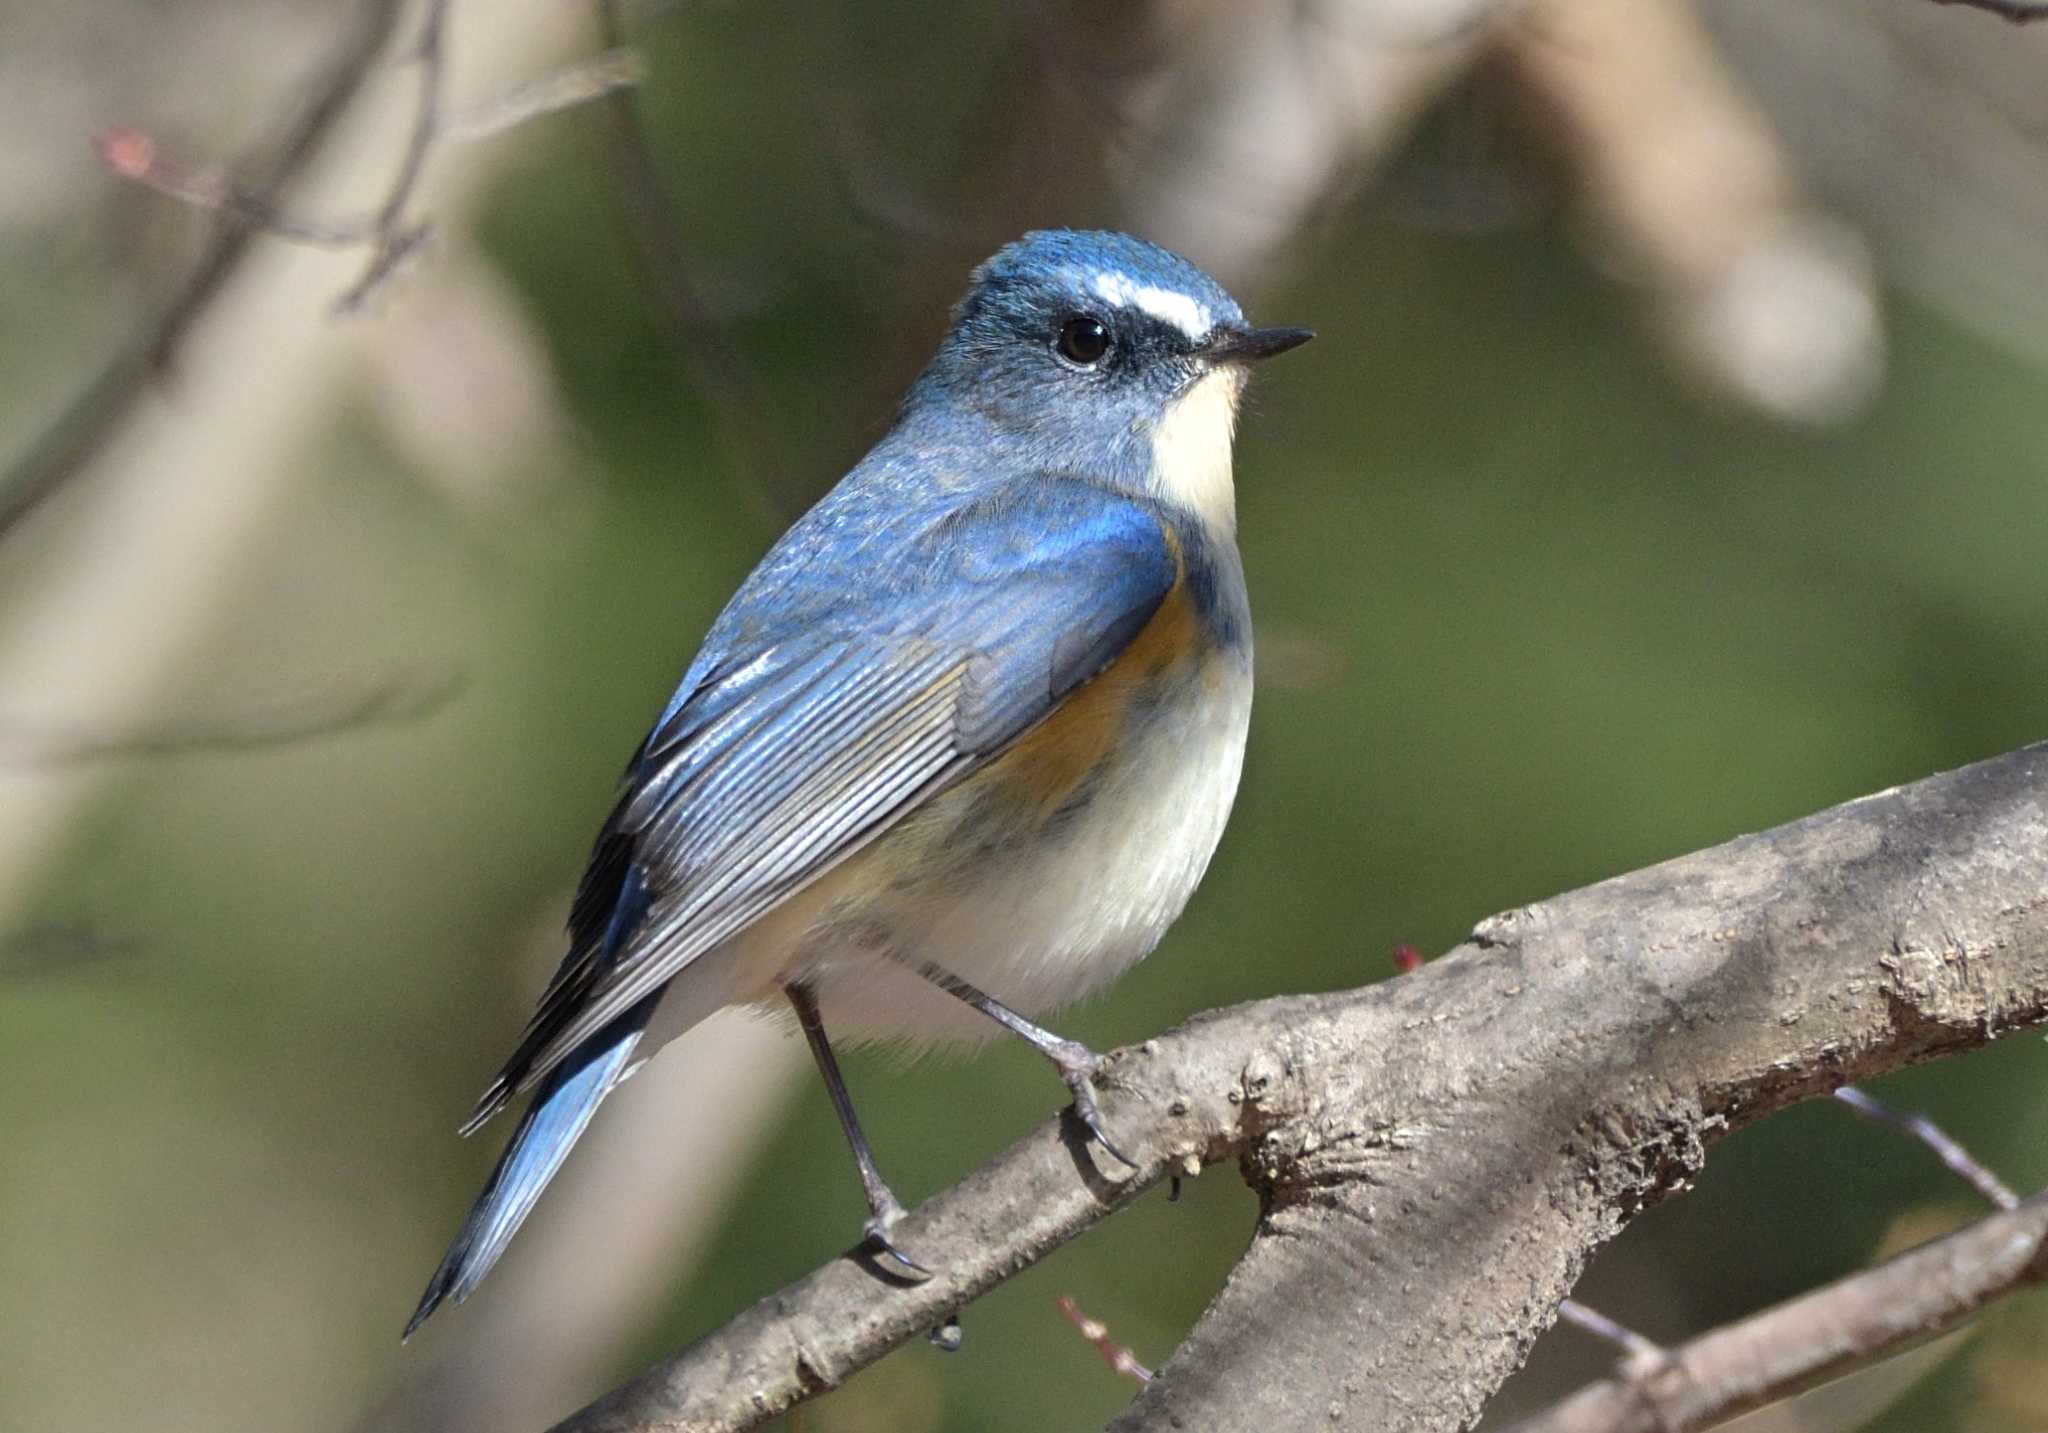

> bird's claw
[1054,1043,1140,1172]
[862,1200,933,1281]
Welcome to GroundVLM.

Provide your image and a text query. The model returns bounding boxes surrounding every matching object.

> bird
[404,228,1311,1337]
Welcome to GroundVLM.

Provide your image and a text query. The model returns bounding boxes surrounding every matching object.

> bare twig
[0,668,465,767]
[0,0,408,544]
[1057,1295,1154,1386]
[9,0,660,559]
[1500,1189,2048,1433]
[547,742,2048,1433]
[89,4,646,319]
[441,47,645,143]
[1502,0,1881,424]
[1833,1085,2021,1210]
[586,0,800,521]
[816,86,987,249]
[1929,0,2048,20]
[333,0,449,313]
[93,128,385,246]
[1522,1085,2026,1429]
[0,923,140,979]
[1557,1301,1667,1366]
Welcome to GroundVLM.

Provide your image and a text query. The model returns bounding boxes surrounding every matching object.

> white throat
[1148,367,1244,533]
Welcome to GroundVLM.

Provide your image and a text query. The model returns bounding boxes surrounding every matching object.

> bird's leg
[785,981,930,1280]
[907,961,1139,1171]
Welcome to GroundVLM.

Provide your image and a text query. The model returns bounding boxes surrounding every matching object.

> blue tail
[403,1004,652,1340]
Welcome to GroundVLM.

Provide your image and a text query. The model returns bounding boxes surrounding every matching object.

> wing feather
[643,648,956,873]
[471,477,1183,1119]
[510,666,969,1085]
[620,645,850,831]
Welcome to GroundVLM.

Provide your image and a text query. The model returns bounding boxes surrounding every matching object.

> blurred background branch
[4,1,2048,1430]
[0,666,465,766]
[332,0,449,313]
[0,0,406,541]
[1057,1296,1156,1387]
[1833,1084,2020,1211]
[1931,0,2048,21]
[585,0,803,522]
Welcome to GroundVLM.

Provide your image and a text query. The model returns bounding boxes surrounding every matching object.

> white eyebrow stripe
[1088,270,1213,341]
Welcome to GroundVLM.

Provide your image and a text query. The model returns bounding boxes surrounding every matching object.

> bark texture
[1502,1189,2048,1433]
[555,742,2048,1433]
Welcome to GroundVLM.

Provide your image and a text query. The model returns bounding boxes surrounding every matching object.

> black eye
[1056,315,1110,365]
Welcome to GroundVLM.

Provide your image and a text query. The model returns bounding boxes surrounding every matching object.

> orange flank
[818,531,1213,905]
[976,573,1204,819]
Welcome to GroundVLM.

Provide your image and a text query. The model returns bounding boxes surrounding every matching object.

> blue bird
[405,229,1310,1336]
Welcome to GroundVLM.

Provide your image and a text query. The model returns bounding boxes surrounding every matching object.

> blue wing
[403,996,651,1339]
[467,474,1180,1124]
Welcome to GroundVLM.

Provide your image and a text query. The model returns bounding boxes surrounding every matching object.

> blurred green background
[3,2,2046,1430]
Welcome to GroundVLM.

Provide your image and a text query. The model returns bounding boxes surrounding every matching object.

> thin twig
[0,668,466,766]
[1501,1190,2048,1433]
[1833,1085,2021,1210]
[94,129,385,246]
[586,0,801,522]
[1056,1295,1154,1385]
[0,923,141,979]
[90,6,647,320]
[818,91,983,248]
[0,0,409,543]
[1557,1300,1667,1366]
[334,0,450,313]
[1532,984,2028,1433]
[1929,0,2048,19]
[441,47,646,142]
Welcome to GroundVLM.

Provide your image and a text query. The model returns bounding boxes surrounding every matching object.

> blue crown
[961,230,1244,342]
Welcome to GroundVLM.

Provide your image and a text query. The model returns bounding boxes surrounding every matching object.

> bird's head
[908,230,1312,528]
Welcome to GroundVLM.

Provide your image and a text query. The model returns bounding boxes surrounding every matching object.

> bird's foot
[862,1194,933,1281]
[1050,1040,1139,1171]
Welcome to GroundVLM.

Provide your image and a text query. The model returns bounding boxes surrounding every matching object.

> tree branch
[1833,1084,2020,1209]
[1930,0,2048,21]
[91,2,645,321]
[0,0,408,543]
[331,0,451,314]
[0,667,465,766]
[1056,1295,1155,1386]
[550,742,2048,1433]
[584,0,803,523]
[1500,1188,2048,1433]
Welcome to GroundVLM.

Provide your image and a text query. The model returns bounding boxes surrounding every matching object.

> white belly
[792,661,1253,1047]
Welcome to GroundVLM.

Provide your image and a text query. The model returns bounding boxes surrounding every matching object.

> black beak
[1198,324,1315,365]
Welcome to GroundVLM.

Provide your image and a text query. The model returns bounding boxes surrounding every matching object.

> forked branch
[1501,1189,2048,1433]
[551,743,2048,1432]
